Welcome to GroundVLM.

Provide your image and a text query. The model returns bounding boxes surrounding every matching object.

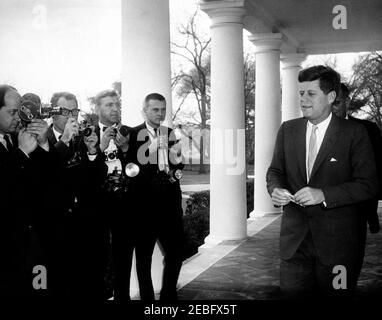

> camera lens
[82,127,92,137]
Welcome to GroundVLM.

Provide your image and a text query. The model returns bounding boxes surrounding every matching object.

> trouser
[111,220,135,302]
[280,232,360,300]
[135,214,185,301]
[62,214,110,301]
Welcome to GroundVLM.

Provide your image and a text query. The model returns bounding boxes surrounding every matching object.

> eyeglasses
[60,108,80,117]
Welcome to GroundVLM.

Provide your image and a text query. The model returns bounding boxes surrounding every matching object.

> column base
[249,209,282,219]
[200,233,248,250]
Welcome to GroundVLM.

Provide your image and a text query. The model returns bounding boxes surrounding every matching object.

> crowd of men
[0,64,381,301]
[0,85,184,300]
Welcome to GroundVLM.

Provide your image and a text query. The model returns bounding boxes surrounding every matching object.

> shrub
[182,179,254,260]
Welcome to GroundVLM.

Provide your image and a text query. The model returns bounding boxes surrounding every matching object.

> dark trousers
[280,232,359,300]
[61,214,110,301]
[111,220,135,302]
[134,183,185,301]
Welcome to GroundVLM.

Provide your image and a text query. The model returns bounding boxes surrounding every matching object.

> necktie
[307,125,318,181]
[4,134,14,151]
[156,128,169,173]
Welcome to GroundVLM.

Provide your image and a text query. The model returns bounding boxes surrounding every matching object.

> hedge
[182,179,254,260]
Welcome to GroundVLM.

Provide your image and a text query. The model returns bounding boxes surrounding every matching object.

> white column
[121,0,172,127]
[281,54,306,122]
[249,33,282,218]
[201,2,247,244]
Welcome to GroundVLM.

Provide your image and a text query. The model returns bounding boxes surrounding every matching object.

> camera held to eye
[18,100,62,126]
[112,125,130,137]
[78,120,92,137]
[66,121,93,168]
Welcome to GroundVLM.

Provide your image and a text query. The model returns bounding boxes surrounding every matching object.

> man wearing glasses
[49,92,80,152]
[46,91,108,299]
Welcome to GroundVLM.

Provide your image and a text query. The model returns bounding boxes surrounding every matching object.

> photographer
[0,85,59,297]
[45,91,108,299]
[127,93,185,301]
[91,89,135,301]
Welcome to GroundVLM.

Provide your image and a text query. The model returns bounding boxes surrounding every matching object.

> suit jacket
[348,116,381,233]
[47,126,108,217]
[127,123,184,218]
[266,114,378,266]
[0,134,61,296]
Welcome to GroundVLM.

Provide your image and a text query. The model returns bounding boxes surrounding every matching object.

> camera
[104,163,140,196]
[156,168,183,184]
[19,100,62,126]
[105,149,118,161]
[112,125,130,137]
[78,120,92,137]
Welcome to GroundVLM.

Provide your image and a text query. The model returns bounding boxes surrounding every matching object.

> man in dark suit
[128,93,184,301]
[45,91,108,299]
[91,89,133,301]
[266,66,378,299]
[0,85,59,297]
[333,83,381,234]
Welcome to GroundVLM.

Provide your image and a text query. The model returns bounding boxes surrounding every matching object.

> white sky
[0,0,363,113]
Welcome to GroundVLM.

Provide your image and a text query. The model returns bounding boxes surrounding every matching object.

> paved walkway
[178,210,382,300]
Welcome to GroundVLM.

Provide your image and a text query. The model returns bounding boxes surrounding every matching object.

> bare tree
[171,9,211,173]
[171,9,257,173]
[347,52,382,131]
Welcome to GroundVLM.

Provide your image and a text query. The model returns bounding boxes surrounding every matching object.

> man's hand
[294,187,325,206]
[84,126,98,154]
[18,128,38,155]
[115,131,129,153]
[26,119,49,146]
[100,127,116,152]
[271,188,294,206]
[61,118,79,145]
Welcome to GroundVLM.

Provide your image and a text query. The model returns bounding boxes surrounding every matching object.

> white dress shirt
[0,133,8,150]
[52,126,63,143]
[145,121,158,153]
[305,112,332,181]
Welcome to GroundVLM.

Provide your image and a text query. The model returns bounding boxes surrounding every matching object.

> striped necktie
[307,125,318,181]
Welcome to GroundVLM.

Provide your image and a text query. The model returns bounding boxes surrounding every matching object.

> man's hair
[0,85,18,109]
[339,83,350,99]
[94,89,119,107]
[50,92,78,108]
[143,93,166,109]
[298,65,341,97]
[22,93,41,106]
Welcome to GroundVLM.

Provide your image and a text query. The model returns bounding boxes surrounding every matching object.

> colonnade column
[249,33,282,218]
[281,53,306,122]
[121,0,172,127]
[201,2,247,244]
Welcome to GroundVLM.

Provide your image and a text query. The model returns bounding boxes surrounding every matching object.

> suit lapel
[309,115,341,180]
[294,118,308,184]
[0,142,8,155]
[47,126,57,144]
